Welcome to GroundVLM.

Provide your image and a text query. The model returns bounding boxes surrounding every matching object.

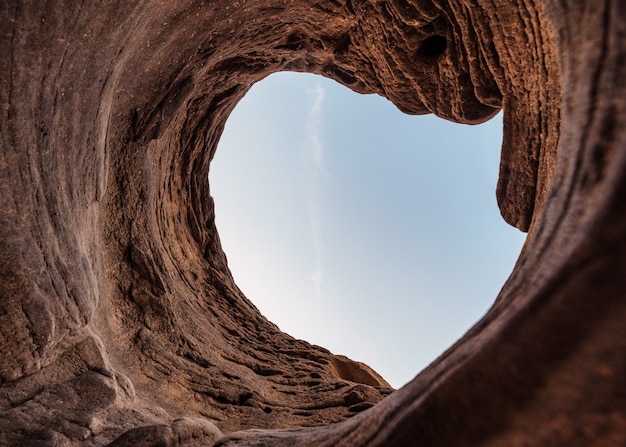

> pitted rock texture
[1,0,626,446]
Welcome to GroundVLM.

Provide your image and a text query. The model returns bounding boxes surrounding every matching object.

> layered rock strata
[1,0,625,445]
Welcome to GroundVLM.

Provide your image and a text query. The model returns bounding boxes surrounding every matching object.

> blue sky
[210,72,526,388]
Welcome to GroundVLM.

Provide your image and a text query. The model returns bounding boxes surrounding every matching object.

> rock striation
[1,0,625,445]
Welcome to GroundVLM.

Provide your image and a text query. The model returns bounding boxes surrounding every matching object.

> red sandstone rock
[1,0,625,445]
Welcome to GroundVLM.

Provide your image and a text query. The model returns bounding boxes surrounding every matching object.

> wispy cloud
[306,84,326,301]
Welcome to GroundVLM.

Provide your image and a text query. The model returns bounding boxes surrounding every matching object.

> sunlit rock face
[1,0,626,445]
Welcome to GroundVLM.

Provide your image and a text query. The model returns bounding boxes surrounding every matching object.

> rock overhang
[1,0,626,445]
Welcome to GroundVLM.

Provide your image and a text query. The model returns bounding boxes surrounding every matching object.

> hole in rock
[211,72,526,388]
[417,35,447,58]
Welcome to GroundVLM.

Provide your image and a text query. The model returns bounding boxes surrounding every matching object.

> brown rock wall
[1,0,625,445]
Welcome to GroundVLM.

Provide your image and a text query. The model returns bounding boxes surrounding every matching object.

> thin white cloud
[306,84,326,301]
[309,84,325,169]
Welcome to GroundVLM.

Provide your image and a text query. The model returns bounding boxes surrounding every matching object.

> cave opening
[210,71,526,388]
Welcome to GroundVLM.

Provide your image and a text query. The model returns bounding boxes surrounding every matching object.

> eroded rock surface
[1,0,626,445]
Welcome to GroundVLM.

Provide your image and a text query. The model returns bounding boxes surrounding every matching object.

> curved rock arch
[1,0,625,445]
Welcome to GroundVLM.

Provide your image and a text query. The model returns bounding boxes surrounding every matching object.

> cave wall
[1,0,625,445]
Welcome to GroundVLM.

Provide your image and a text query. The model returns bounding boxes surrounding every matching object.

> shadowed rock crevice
[2,0,626,445]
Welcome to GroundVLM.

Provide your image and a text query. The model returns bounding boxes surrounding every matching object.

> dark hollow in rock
[417,35,448,58]
[1,0,626,446]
